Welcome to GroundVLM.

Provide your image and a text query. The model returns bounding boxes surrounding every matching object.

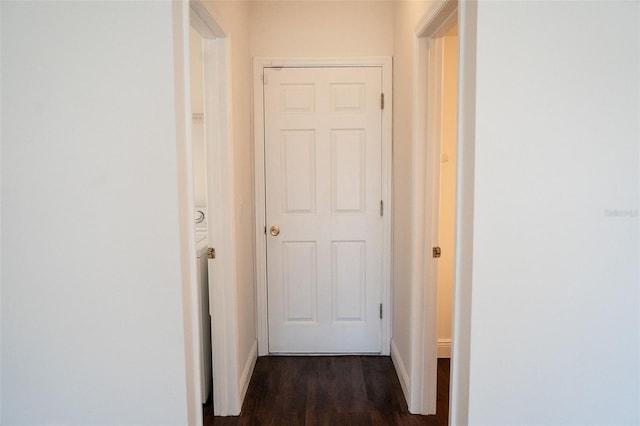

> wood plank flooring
[204,356,450,425]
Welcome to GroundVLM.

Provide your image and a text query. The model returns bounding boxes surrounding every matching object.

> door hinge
[380,200,384,217]
[432,247,441,258]
[379,303,383,319]
[207,247,216,259]
[381,93,384,110]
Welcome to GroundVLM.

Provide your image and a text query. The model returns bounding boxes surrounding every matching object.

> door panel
[281,130,316,214]
[332,129,366,213]
[282,241,317,322]
[332,241,366,322]
[264,67,383,353]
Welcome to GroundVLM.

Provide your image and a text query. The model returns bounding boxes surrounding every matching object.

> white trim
[255,56,394,68]
[253,56,393,357]
[253,58,268,356]
[203,37,243,416]
[410,0,458,416]
[449,1,477,425]
[174,1,203,424]
[187,1,246,416]
[416,0,458,39]
[437,338,452,358]
[189,0,225,38]
[239,340,259,404]
[391,339,411,404]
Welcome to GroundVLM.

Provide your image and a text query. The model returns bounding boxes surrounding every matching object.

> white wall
[249,1,393,57]
[190,28,205,115]
[1,1,190,424]
[462,1,640,424]
[190,27,207,208]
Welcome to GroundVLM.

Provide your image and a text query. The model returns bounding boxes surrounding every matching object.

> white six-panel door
[264,67,383,353]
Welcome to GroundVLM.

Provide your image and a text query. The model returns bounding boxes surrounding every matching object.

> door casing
[253,57,393,356]
[183,0,248,417]
[406,0,462,418]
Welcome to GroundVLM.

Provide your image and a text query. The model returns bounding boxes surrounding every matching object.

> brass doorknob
[269,225,280,236]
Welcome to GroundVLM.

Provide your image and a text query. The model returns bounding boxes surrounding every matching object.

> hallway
[204,357,450,425]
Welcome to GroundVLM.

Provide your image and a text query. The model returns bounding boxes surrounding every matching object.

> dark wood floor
[204,356,450,425]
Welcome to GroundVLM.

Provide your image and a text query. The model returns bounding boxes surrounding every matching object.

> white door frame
[193,4,244,417]
[410,0,458,415]
[253,57,393,356]
[178,0,243,418]
[173,2,202,423]
[447,1,476,424]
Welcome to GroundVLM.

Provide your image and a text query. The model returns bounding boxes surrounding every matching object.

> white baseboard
[390,339,410,405]
[238,339,258,405]
[437,338,451,358]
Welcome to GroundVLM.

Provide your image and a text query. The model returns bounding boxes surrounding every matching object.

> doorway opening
[189,22,213,412]
[184,0,243,419]
[409,0,459,416]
